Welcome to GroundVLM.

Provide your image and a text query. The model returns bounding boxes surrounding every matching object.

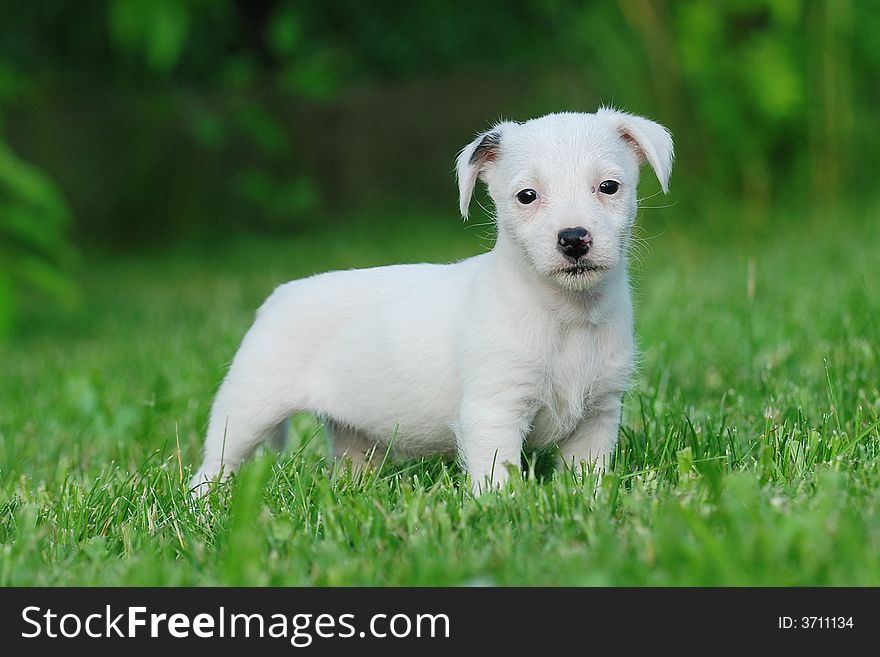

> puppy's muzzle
[557,227,593,261]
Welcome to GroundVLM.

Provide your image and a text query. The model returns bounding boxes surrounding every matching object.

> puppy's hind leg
[265,419,289,452]
[191,326,305,494]
[327,420,379,476]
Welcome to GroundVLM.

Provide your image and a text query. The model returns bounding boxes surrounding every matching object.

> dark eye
[598,180,620,195]
[516,189,538,205]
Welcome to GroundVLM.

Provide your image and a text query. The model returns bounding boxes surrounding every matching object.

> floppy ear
[455,126,506,219]
[599,108,674,193]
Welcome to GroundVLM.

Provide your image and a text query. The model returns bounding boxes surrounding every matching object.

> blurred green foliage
[0,141,77,334]
[108,0,191,73]
[0,0,877,334]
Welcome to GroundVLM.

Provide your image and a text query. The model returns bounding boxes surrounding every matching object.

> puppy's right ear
[598,107,674,193]
[455,127,504,219]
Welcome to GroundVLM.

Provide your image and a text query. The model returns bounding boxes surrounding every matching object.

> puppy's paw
[556,457,605,490]
[189,466,227,498]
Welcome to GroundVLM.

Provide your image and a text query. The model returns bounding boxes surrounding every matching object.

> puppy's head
[457,109,673,291]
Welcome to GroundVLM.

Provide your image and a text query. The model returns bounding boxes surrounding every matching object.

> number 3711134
[778,617,854,629]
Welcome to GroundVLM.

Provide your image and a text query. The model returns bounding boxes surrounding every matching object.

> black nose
[557,227,592,260]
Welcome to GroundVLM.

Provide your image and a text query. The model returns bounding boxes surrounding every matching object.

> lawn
[1,206,878,586]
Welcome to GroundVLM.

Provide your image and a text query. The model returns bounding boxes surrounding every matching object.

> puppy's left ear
[600,108,674,193]
[455,124,511,219]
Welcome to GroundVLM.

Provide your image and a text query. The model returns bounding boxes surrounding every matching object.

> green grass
[1,206,879,586]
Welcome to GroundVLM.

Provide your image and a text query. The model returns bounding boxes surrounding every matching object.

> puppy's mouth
[555,263,609,276]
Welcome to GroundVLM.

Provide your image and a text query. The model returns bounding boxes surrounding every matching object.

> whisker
[631,225,666,241]
[464,220,496,230]
[636,189,665,204]
[637,201,679,210]
[474,194,494,217]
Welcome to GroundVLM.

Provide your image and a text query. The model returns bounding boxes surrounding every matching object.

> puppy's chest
[528,325,632,445]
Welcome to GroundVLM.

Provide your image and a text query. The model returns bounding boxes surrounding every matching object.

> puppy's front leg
[457,393,535,493]
[556,395,623,476]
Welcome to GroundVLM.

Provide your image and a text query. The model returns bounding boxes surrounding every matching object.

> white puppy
[192,108,673,493]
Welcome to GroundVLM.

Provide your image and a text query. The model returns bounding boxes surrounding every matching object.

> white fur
[191,108,673,493]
